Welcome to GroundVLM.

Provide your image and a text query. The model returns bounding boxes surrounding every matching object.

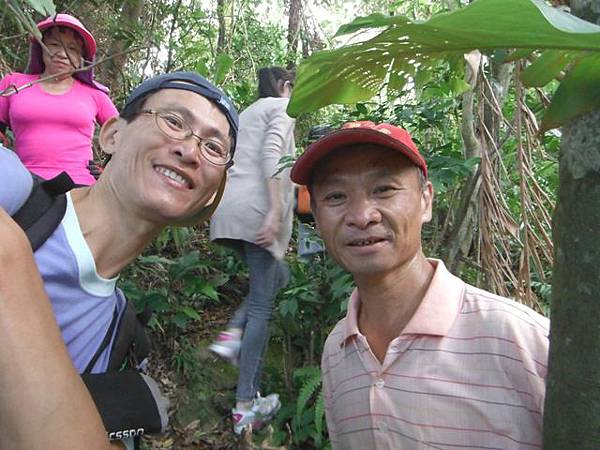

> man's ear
[421,181,434,223]
[99,116,122,156]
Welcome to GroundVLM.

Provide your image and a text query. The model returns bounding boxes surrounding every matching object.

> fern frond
[295,371,322,420]
[314,388,326,446]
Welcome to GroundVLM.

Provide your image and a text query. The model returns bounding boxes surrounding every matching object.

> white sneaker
[209,331,241,365]
[231,393,281,435]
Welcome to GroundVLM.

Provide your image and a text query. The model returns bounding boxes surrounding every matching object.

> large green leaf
[542,53,600,131]
[287,0,600,130]
[520,50,575,88]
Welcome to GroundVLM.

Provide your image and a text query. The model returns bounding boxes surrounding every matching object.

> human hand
[255,210,281,248]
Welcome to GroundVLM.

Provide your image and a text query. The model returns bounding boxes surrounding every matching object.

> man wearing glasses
[0,72,238,449]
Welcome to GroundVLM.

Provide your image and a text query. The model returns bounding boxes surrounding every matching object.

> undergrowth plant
[120,227,245,333]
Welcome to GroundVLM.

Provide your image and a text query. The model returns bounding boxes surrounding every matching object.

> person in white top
[209,66,296,434]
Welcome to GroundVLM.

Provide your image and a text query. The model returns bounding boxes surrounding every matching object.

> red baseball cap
[290,121,427,185]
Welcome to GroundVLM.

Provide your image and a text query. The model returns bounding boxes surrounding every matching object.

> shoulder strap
[84,306,119,374]
[12,172,75,251]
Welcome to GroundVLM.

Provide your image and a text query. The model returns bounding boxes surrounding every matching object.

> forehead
[43,26,81,42]
[144,88,230,138]
[312,145,415,187]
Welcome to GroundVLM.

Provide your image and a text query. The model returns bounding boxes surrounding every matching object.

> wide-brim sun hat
[26,13,108,92]
[290,121,428,185]
[35,13,96,59]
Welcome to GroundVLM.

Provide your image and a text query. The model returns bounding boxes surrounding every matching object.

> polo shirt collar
[341,258,465,347]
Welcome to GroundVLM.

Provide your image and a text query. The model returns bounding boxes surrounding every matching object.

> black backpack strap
[83,306,120,374]
[107,300,152,372]
[12,172,75,251]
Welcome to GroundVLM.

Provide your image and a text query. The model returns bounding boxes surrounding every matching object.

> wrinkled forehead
[311,144,415,188]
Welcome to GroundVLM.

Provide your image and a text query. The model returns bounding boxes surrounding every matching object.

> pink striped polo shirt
[321,259,549,450]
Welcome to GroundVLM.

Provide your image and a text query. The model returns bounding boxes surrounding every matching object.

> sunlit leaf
[288,0,600,129]
[213,53,233,85]
[335,13,409,37]
[199,283,219,301]
[181,306,201,321]
[448,77,471,96]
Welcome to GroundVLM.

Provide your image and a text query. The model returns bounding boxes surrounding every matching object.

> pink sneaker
[209,331,241,365]
[231,393,281,435]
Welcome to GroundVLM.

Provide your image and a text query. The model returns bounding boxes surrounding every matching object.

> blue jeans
[226,240,289,401]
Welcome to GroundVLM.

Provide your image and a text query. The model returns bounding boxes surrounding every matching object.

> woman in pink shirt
[0,13,118,185]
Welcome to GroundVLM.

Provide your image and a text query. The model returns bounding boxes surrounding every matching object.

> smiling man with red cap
[291,121,550,450]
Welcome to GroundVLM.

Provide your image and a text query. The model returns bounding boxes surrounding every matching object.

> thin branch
[0,45,147,97]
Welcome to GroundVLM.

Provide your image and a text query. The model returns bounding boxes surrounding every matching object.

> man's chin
[164,177,225,227]
[168,198,219,227]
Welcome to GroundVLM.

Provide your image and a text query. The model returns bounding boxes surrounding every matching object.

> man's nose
[170,137,201,166]
[345,196,381,229]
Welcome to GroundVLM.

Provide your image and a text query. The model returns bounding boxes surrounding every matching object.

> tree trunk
[165,0,183,72]
[216,0,226,54]
[104,0,144,93]
[444,57,513,281]
[287,0,302,62]
[443,51,481,271]
[543,2,600,448]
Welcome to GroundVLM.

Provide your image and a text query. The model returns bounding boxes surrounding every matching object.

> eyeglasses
[140,109,232,166]
[44,41,82,57]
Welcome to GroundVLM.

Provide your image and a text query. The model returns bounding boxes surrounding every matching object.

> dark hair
[257,66,295,99]
[120,94,150,123]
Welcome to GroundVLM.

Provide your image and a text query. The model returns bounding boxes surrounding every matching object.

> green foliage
[272,365,328,448]
[292,366,326,447]
[287,0,600,131]
[268,229,354,447]
[542,53,600,131]
[172,336,198,377]
[213,53,234,85]
[120,232,233,333]
[276,251,352,348]
[6,0,55,40]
